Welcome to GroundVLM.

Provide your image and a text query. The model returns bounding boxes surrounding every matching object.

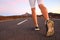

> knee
[38,4,46,10]
[31,8,35,10]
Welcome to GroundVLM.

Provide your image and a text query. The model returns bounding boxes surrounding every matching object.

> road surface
[0,17,60,40]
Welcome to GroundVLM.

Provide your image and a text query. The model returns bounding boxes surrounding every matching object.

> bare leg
[31,8,40,30]
[31,8,38,27]
[38,4,49,20]
[38,4,54,36]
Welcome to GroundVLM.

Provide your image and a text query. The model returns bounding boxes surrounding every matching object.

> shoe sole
[46,20,54,36]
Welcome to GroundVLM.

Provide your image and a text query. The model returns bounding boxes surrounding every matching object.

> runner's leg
[29,0,40,30]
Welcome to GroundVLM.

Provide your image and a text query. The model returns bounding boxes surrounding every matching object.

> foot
[35,27,40,31]
[46,20,54,36]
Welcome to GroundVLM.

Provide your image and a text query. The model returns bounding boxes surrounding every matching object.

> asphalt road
[0,17,60,40]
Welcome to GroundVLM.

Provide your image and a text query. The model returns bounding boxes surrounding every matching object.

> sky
[0,0,60,16]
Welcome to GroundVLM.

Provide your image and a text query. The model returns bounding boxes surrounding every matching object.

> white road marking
[17,19,28,25]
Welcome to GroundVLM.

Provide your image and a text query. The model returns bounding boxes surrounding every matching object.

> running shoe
[46,20,54,36]
[35,27,40,31]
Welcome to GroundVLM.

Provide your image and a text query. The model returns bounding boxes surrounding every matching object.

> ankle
[46,18,49,21]
[45,18,49,24]
[35,24,39,27]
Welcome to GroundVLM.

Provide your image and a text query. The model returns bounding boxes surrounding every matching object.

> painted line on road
[17,19,28,25]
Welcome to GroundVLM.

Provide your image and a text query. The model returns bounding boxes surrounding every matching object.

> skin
[31,4,49,27]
